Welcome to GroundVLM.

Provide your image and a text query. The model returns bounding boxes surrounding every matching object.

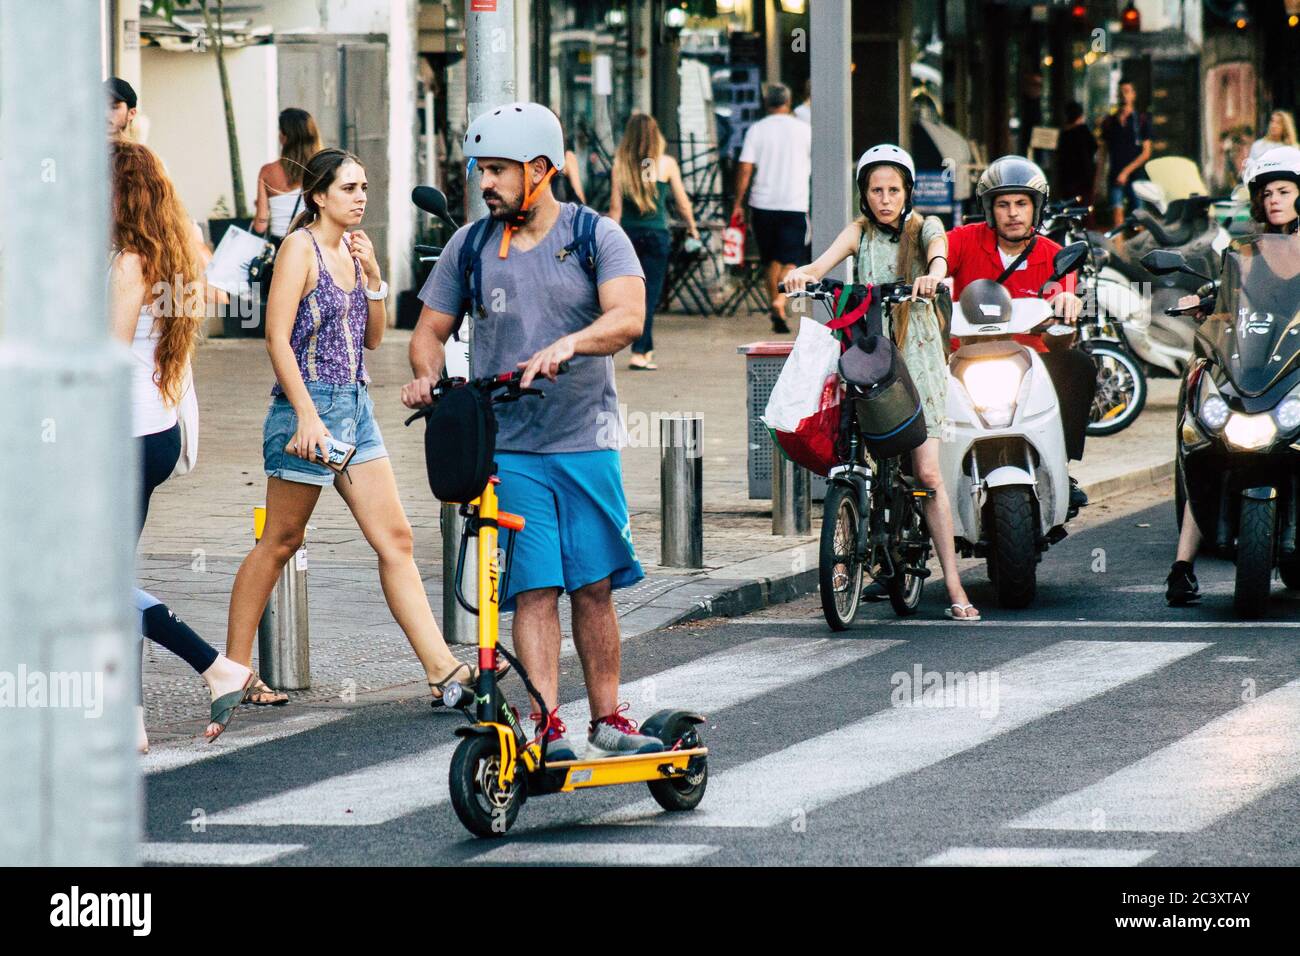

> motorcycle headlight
[1223,412,1278,451]
[961,358,1026,428]
[1277,395,1300,432]
[1199,394,1230,431]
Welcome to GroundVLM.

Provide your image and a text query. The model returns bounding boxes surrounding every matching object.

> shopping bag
[761,316,843,476]
[722,211,746,266]
[206,223,271,295]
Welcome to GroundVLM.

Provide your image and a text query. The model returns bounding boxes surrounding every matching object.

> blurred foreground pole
[810,0,853,284]
[0,0,140,864]
[442,0,517,643]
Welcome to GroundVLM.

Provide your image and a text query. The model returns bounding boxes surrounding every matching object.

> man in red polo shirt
[946,155,1096,514]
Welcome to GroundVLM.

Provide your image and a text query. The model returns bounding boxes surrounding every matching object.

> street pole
[0,0,140,865]
[441,0,517,644]
[810,0,853,283]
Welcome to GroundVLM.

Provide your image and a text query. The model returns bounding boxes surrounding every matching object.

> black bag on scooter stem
[839,329,927,460]
[424,383,497,502]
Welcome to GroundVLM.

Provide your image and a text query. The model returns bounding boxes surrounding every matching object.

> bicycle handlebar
[403,362,570,425]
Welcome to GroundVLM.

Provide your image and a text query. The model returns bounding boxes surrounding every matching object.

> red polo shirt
[946,223,1076,352]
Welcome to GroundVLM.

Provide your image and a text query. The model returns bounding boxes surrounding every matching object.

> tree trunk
[201,0,247,218]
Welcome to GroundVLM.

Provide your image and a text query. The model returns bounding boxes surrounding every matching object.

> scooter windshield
[1205,234,1300,396]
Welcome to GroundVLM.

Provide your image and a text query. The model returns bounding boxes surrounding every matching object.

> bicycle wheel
[888,494,929,617]
[819,483,863,631]
[1086,343,1147,437]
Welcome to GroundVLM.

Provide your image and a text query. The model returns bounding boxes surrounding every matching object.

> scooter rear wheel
[448,734,523,837]
[646,714,707,812]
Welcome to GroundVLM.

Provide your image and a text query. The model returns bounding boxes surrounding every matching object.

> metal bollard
[254,506,311,690]
[660,415,704,568]
[441,501,478,644]
[771,436,811,535]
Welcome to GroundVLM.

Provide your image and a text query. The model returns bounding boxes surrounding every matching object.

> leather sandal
[205,672,257,742]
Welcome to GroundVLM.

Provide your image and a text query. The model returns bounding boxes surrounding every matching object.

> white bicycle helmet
[1245,145,1300,225]
[855,144,917,239]
[464,102,566,171]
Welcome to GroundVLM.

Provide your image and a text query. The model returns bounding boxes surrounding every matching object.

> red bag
[722,211,746,266]
[771,371,841,476]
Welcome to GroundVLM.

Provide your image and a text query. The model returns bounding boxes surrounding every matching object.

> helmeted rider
[403,102,665,759]
[1164,144,1300,605]
[945,154,1096,514]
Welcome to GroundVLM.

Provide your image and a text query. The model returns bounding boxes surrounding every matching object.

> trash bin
[737,340,828,502]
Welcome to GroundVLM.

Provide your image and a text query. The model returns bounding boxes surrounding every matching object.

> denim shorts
[263,381,387,486]
[494,449,644,612]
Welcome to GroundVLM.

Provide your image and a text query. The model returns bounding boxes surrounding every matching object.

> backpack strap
[453,216,496,341]
[556,204,601,283]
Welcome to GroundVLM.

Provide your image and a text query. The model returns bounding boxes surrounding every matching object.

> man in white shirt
[731,83,812,333]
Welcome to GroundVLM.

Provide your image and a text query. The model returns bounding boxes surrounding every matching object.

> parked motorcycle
[1145,239,1300,616]
[940,243,1089,608]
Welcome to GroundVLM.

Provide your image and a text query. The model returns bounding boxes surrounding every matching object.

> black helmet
[976,155,1050,229]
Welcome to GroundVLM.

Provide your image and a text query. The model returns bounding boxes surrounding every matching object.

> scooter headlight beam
[1223,411,1278,451]
[960,358,1026,428]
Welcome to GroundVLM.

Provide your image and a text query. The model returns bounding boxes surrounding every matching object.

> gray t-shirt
[418,203,645,453]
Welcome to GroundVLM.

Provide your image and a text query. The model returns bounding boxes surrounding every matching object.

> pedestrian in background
[224,148,488,707]
[731,82,812,334]
[253,108,322,248]
[109,141,267,749]
[1100,81,1153,228]
[608,113,700,371]
[1245,110,1298,168]
[1055,101,1097,206]
[553,138,588,205]
[105,77,138,142]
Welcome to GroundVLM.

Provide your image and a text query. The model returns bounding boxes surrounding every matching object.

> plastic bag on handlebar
[422,382,497,502]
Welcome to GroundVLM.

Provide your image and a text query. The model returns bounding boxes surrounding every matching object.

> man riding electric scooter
[402,102,663,760]
[946,155,1097,515]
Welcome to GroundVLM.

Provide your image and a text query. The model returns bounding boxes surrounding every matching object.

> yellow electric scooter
[405,367,708,837]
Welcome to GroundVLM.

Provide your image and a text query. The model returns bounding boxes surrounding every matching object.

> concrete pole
[809,0,853,283]
[440,0,517,644]
[0,0,140,865]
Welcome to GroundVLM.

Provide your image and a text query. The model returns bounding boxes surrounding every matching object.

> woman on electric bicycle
[784,145,979,622]
[1164,145,1300,605]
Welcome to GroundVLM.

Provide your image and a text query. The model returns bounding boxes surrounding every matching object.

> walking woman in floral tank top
[224,148,500,704]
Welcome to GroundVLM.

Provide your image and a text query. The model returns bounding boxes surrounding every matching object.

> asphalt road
[141,482,1300,866]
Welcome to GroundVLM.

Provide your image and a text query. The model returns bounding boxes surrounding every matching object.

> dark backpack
[452,203,601,340]
[423,383,498,502]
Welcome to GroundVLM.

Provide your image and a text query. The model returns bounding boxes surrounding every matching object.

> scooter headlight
[1223,412,1278,451]
[960,358,1026,428]
[1277,395,1300,432]
[1199,394,1230,431]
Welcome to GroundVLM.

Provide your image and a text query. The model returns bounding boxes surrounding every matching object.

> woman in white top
[253,108,322,243]
[1245,110,1298,169]
[110,142,275,750]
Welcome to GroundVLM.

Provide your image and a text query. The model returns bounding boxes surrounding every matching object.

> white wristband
[364,280,388,301]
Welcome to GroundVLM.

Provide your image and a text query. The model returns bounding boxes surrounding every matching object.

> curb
[641,457,1178,632]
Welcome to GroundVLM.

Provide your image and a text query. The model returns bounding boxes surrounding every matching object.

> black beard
[485,195,525,222]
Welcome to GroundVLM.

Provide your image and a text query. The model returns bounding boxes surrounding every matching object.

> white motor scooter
[939,244,1088,608]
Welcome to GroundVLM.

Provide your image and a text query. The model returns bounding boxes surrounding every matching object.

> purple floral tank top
[271,228,370,396]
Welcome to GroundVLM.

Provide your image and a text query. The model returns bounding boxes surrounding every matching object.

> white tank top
[268,188,303,238]
[130,307,178,438]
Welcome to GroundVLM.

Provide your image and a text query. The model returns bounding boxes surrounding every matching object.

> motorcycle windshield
[1205,235,1300,396]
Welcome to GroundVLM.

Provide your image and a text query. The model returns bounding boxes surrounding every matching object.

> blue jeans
[627,228,670,355]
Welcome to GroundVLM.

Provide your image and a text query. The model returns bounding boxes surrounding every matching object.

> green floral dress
[854,216,948,439]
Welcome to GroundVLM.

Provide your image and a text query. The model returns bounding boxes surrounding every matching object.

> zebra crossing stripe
[468,842,719,866]
[138,842,305,865]
[593,640,1210,829]
[143,711,349,775]
[1008,678,1300,834]
[205,636,902,827]
[920,847,1155,867]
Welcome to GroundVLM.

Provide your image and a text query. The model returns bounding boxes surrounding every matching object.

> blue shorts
[263,381,388,486]
[495,449,644,612]
[1108,181,1142,214]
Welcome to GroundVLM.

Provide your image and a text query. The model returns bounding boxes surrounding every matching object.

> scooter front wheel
[448,734,523,837]
[1234,496,1276,618]
[1085,343,1147,437]
[988,486,1038,609]
[819,484,863,630]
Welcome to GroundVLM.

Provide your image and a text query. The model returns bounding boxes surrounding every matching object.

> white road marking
[1008,679,1300,833]
[143,711,349,775]
[594,640,1209,828]
[729,618,1300,630]
[205,636,902,827]
[138,842,305,865]
[468,842,719,866]
[920,846,1155,867]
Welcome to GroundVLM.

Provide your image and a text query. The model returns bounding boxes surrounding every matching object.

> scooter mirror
[1141,248,1192,276]
[1050,241,1089,281]
[412,186,458,229]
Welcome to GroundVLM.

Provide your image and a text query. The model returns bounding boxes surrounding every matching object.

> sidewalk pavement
[139,313,1179,742]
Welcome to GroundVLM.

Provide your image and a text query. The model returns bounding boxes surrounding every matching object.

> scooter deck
[539,747,708,792]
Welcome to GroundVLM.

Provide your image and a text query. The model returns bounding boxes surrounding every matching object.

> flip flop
[245,677,289,706]
[205,671,257,742]
[946,603,982,622]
